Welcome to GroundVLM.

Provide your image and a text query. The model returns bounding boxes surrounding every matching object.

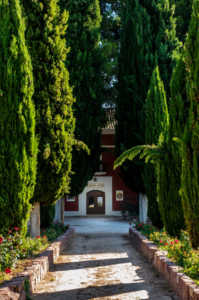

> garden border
[129,227,199,300]
[0,227,75,300]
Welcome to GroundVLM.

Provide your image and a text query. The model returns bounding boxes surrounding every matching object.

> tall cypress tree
[116,0,179,194]
[180,0,199,248]
[144,66,165,228]
[172,0,193,41]
[22,0,75,205]
[100,0,120,105]
[60,0,106,196]
[115,70,182,234]
[116,0,153,193]
[0,0,37,234]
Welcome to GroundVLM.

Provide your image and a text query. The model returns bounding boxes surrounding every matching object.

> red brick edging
[0,228,75,300]
[129,227,199,300]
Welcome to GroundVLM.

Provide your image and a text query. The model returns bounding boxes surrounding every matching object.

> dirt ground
[32,229,179,300]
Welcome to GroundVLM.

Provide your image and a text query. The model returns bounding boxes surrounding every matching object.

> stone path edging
[0,228,75,300]
[129,227,199,300]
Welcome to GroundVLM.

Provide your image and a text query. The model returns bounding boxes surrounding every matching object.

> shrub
[135,224,199,285]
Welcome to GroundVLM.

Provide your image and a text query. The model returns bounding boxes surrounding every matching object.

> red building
[64,109,138,216]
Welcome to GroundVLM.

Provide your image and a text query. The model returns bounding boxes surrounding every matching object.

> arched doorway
[87,190,105,215]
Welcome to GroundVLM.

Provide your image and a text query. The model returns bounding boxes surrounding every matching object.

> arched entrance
[87,190,105,215]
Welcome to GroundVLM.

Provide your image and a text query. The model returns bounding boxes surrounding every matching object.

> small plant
[0,223,69,284]
[133,224,199,285]
[42,223,68,242]
[0,227,48,282]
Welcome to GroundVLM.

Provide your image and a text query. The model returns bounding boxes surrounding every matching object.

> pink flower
[5,268,11,274]
[0,237,3,244]
[159,240,163,243]
[14,227,19,231]
[175,239,179,244]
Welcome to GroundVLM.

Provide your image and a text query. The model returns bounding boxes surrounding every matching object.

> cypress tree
[115,61,186,236]
[116,0,153,193]
[22,0,75,204]
[116,0,181,229]
[60,0,106,196]
[180,0,199,248]
[99,0,120,105]
[172,0,193,41]
[115,70,171,232]
[144,66,165,228]
[0,0,37,234]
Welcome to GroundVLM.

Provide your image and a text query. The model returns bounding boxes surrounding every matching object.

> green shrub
[0,228,48,274]
[135,224,199,285]
[41,223,68,242]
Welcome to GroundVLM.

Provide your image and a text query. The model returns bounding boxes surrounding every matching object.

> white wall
[64,176,121,216]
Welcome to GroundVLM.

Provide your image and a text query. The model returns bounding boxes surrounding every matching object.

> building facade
[64,110,138,216]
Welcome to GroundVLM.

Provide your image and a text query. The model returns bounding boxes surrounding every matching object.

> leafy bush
[135,224,199,285]
[41,223,68,242]
[0,228,48,273]
[0,223,68,282]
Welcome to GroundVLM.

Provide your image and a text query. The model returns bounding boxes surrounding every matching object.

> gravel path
[33,231,179,300]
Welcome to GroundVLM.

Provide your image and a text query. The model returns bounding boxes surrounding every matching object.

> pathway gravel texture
[33,217,179,300]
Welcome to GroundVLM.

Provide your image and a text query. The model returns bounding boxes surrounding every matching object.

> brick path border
[129,227,199,300]
[0,227,75,300]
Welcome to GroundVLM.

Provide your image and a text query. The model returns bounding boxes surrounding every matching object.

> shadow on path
[53,257,131,272]
[33,282,150,300]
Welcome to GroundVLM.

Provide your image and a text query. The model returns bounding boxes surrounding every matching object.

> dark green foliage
[172,0,193,41]
[115,64,185,236]
[0,0,37,234]
[116,0,153,193]
[60,0,106,196]
[180,0,199,248]
[144,67,165,228]
[23,0,75,204]
[100,0,120,105]
[40,204,55,228]
[151,0,180,93]
[116,0,180,194]
[156,56,187,236]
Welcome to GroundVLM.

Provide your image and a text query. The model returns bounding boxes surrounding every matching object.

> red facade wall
[64,196,79,211]
[101,134,115,146]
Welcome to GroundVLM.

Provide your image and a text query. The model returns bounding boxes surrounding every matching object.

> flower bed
[135,223,199,285]
[0,223,69,284]
[0,227,75,299]
[129,224,199,300]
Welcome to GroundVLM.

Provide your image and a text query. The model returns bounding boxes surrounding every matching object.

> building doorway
[87,190,105,215]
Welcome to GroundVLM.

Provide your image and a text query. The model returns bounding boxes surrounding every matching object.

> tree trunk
[139,193,148,224]
[30,202,40,237]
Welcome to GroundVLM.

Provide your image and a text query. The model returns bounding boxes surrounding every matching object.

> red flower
[14,227,19,231]
[164,242,168,246]
[170,241,174,245]
[175,239,179,244]
[0,237,3,244]
[159,240,163,243]
[36,236,40,239]
[5,268,11,274]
